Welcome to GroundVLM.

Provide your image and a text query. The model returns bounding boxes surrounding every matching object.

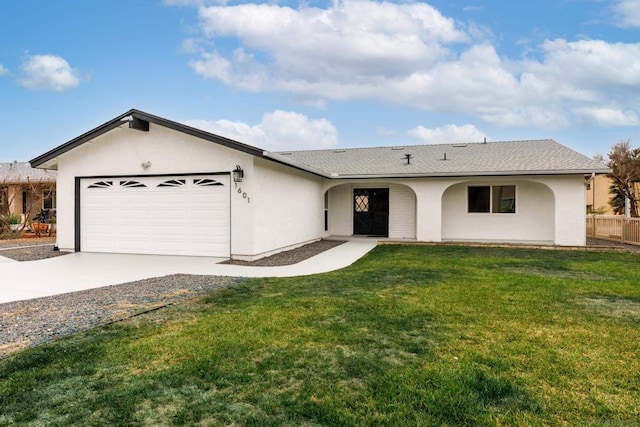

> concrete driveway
[0,240,377,304]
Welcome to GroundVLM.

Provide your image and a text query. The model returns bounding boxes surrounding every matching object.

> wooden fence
[586,215,640,246]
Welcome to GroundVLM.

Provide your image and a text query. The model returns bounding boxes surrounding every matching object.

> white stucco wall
[441,179,555,244]
[55,123,256,256]
[415,175,585,246]
[248,158,324,258]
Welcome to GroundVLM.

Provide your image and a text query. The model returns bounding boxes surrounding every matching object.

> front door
[353,188,389,236]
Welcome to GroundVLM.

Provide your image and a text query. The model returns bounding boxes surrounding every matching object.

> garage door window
[120,180,146,188]
[194,178,223,187]
[158,179,186,187]
[88,181,113,188]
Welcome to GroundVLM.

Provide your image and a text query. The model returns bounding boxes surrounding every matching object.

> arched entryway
[323,182,417,239]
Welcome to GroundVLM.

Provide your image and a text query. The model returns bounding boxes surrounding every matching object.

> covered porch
[322,175,583,246]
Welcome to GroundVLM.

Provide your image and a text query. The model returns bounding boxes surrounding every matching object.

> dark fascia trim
[74,177,81,252]
[77,171,230,180]
[30,109,266,168]
[31,110,133,168]
[133,110,265,157]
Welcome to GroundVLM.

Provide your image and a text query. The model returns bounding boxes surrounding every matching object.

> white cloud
[0,64,8,76]
[613,0,640,28]
[178,0,640,130]
[185,110,338,151]
[408,124,485,144]
[19,54,82,91]
[189,0,468,93]
[572,107,639,127]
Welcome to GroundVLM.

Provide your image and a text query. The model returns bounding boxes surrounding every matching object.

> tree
[608,182,626,215]
[0,176,55,234]
[595,139,640,217]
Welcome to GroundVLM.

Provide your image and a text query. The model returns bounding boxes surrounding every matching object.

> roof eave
[262,151,332,178]
[323,168,612,179]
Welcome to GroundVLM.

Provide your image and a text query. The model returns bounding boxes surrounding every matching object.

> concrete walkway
[0,240,377,304]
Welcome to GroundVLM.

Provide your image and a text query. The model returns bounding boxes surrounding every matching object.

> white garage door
[80,175,230,257]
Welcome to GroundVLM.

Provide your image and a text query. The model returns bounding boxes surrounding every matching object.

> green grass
[1,245,639,426]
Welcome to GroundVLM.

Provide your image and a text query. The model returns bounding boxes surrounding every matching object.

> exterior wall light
[232,165,244,182]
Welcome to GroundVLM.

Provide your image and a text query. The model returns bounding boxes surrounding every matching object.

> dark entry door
[353,188,389,236]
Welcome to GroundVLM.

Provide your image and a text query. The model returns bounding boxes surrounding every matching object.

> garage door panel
[81,175,230,257]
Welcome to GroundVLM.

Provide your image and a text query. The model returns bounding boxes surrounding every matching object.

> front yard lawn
[1,245,639,425]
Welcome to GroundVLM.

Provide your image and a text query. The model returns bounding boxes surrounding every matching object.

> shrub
[7,214,21,224]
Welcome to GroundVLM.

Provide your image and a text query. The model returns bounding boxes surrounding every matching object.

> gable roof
[272,139,610,178]
[30,108,609,178]
[30,109,267,170]
[0,161,56,184]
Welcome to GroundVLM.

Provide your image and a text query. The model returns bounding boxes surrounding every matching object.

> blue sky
[1,0,640,162]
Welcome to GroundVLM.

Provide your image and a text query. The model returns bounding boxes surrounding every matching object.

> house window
[468,185,516,214]
[0,192,5,206]
[43,190,56,210]
[355,193,369,212]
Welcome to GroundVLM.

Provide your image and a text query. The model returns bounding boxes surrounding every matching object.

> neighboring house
[586,173,640,215]
[30,109,609,260]
[0,161,56,221]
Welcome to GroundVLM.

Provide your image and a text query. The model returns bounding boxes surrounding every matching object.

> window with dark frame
[468,185,516,214]
[468,186,491,213]
[42,190,56,210]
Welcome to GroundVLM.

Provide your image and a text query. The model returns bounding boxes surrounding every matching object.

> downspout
[585,173,595,213]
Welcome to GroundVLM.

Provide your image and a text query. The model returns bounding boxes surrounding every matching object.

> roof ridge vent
[333,149,346,153]
[452,144,467,148]
[391,146,405,150]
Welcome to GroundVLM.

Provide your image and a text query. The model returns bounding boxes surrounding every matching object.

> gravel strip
[222,239,345,266]
[0,244,67,261]
[586,238,640,253]
[0,274,242,359]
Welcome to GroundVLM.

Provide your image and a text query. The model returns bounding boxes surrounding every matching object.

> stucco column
[546,175,587,246]
[409,180,452,242]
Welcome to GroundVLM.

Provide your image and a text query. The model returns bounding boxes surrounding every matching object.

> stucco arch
[323,181,417,239]
[440,179,556,244]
